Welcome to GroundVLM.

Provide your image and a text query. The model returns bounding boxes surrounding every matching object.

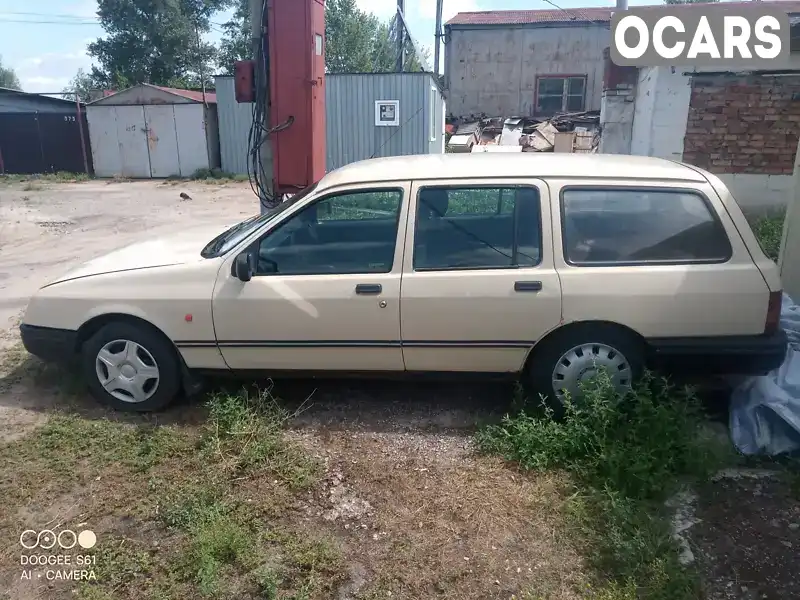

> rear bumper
[19,324,77,364]
[648,330,788,376]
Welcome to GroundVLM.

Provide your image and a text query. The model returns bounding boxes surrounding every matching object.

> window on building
[536,75,587,115]
[561,188,732,265]
[256,189,403,275]
[413,186,541,270]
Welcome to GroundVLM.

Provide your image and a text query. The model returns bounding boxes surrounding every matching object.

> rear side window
[413,186,541,270]
[561,188,732,265]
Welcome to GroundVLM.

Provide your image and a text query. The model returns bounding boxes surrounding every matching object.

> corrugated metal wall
[215,73,444,175]
[215,76,253,175]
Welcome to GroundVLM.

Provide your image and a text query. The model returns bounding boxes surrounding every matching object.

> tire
[526,324,645,418]
[81,321,181,412]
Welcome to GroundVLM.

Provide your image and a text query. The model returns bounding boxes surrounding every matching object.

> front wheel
[526,326,644,417]
[81,321,181,412]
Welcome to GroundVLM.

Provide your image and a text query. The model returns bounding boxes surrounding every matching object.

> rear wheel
[81,321,181,412]
[526,325,644,417]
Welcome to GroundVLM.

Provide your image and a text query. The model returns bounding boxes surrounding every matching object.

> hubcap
[551,342,632,402]
[95,339,160,404]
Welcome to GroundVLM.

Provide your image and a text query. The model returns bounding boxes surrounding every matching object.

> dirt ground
[0,179,255,439]
[1,179,799,600]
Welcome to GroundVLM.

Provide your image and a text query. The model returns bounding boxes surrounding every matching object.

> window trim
[534,74,587,116]
[559,185,733,268]
[412,183,543,273]
[251,186,405,277]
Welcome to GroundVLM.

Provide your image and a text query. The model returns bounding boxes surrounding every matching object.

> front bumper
[19,324,78,364]
[648,329,789,376]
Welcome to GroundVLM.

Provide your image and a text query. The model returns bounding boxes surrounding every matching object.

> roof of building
[88,83,216,105]
[446,1,800,26]
[150,85,217,104]
[318,153,706,192]
[0,87,83,105]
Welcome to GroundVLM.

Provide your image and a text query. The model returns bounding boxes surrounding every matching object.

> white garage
[86,84,220,178]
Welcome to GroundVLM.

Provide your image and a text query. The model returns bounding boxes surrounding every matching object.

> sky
[0,0,659,94]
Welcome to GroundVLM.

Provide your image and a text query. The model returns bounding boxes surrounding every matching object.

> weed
[22,182,42,191]
[750,211,785,262]
[477,370,724,599]
[190,167,249,183]
[0,171,89,185]
[86,536,155,590]
[202,385,320,488]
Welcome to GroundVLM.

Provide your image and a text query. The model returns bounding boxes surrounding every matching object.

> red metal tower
[267,0,326,195]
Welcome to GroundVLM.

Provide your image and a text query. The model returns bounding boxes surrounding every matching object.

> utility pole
[250,0,273,213]
[616,0,628,9]
[396,0,405,72]
[194,22,208,108]
[434,0,443,76]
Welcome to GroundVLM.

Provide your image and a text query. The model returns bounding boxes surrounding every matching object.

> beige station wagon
[20,153,788,412]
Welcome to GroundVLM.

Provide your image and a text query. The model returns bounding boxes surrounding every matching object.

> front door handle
[355,283,382,295]
[515,281,542,292]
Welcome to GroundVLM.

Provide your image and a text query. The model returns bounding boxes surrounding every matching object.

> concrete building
[600,14,800,213]
[215,72,445,175]
[86,84,220,178]
[444,8,613,119]
[444,3,800,210]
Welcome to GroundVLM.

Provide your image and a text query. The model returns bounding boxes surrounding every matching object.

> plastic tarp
[730,293,800,455]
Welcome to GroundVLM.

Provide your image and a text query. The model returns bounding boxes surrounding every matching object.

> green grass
[188,167,250,183]
[0,171,90,184]
[750,210,785,262]
[2,383,339,599]
[476,371,727,599]
[201,386,320,488]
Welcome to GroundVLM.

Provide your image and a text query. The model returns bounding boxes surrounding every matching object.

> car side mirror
[234,252,253,282]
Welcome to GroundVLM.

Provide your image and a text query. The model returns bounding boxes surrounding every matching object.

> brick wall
[682,75,800,175]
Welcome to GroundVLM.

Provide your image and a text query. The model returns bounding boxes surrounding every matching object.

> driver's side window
[255,189,404,276]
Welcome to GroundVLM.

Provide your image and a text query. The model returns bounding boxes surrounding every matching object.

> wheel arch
[76,313,174,352]
[523,319,649,373]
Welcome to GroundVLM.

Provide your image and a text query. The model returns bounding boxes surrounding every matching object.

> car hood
[45,223,238,286]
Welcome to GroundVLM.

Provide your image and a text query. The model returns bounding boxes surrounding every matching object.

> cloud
[16,47,94,93]
[66,0,99,19]
[356,0,396,21]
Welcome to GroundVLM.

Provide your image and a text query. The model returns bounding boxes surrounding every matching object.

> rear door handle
[355,283,382,295]
[514,281,542,292]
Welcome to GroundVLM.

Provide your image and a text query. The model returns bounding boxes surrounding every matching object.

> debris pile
[446,112,600,154]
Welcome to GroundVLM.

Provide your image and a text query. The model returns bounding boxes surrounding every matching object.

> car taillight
[765,291,783,334]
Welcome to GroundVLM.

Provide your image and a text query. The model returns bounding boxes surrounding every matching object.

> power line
[0,18,99,25]
[0,11,97,20]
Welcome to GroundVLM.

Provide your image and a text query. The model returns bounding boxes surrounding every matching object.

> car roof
[317,153,707,191]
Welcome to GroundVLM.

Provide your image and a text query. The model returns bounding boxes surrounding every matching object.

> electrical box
[268,0,326,194]
[234,60,255,103]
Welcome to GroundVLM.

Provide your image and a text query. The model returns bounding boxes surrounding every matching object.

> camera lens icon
[20,529,96,550]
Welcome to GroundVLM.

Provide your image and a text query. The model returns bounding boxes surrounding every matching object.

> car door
[212,182,410,371]
[399,178,562,373]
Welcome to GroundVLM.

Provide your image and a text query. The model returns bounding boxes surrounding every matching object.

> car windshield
[200,183,319,258]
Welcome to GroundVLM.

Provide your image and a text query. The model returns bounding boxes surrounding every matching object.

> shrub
[476,370,723,599]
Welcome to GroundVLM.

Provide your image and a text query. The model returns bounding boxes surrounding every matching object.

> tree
[88,0,230,89]
[62,69,106,103]
[325,0,429,73]
[0,55,21,90]
[217,0,250,75]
